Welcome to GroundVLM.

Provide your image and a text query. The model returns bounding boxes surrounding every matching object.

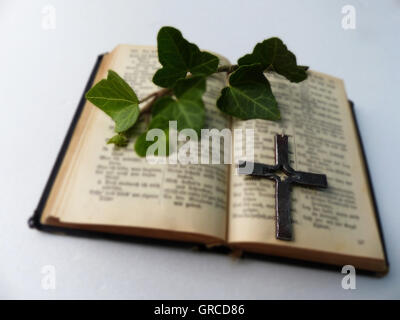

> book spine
[28,54,105,230]
[348,100,389,273]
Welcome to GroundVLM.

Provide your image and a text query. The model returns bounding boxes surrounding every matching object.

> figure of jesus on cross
[238,134,328,241]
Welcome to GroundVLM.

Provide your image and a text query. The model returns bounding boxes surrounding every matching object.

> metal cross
[238,134,328,241]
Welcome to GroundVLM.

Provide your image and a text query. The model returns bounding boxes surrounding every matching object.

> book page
[43,45,231,241]
[228,71,385,261]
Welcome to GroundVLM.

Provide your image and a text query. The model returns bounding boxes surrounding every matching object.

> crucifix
[238,134,328,241]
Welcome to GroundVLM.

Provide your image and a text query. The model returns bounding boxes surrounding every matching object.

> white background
[1,0,399,299]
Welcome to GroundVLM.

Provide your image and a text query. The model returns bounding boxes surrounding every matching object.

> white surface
[0,0,399,299]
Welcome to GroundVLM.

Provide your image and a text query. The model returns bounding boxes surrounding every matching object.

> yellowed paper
[229,71,385,261]
[44,45,231,240]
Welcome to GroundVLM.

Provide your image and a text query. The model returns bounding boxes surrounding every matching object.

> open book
[30,45,388,274]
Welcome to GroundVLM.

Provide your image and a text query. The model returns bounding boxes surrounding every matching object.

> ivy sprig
[85,26,308,155]
[153,26,219,88]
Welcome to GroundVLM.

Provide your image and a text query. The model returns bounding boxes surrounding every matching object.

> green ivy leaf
[134,129,170,157]
[189,51,220,75]
[217,64,280,120]
[238,37,307,83]
[153,26,219,88]
[134,76,206,157]
[152,76,206,133]
[85,70,140,133]
[107,134,128,147]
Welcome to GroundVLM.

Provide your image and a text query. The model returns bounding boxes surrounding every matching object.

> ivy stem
[140,96,157,114]
[138,64,238,114]
[217,64,239,74]
[139,88,172,114]
[139,88,171,104]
